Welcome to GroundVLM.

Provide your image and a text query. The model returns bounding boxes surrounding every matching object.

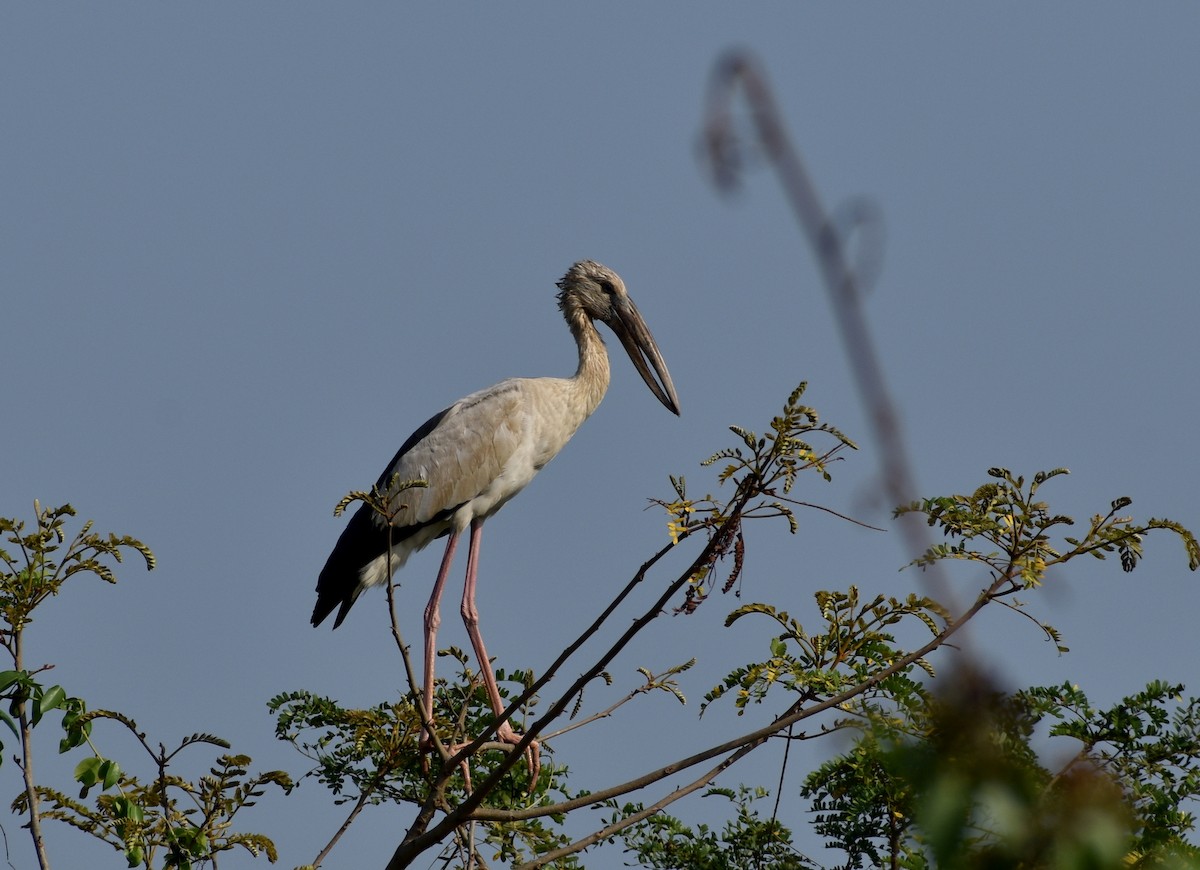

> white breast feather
[355,376,597,592]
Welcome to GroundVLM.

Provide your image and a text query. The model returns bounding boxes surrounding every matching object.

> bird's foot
[420,727,479,792]
[420,723,541,790]
[493,720,541,788]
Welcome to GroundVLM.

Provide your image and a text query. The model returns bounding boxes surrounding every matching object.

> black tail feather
[312,504,390,628]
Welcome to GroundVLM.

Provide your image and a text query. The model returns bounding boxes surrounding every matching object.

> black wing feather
[311,504,390,627]
[312,406,459,629]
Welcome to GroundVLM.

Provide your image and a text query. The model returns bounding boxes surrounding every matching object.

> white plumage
[347,376,593,593]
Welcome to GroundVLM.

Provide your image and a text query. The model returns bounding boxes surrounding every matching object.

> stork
[312,260,680,782]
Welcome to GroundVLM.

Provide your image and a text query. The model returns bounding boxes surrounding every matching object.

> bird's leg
[459,517,541,786]
[419,530,459,762]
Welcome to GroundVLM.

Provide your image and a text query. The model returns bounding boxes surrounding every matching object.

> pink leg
[460,519,505,716]
[460,518,540,784]
[422,531,460,734]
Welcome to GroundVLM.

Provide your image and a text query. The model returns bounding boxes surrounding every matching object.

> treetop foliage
[4,388,1199,869]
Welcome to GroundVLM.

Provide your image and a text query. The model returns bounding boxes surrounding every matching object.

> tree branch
[13,630,51,870]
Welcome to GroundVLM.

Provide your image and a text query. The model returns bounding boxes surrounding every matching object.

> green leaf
[75,756,103,794]
[101,758,122,789]
[38,684,67,718]
[111,795,144,822]
[0,707,19,740]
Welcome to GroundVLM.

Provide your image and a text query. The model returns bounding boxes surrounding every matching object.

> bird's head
[557,260,681,415]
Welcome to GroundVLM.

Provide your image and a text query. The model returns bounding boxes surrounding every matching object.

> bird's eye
[599,279,616,296]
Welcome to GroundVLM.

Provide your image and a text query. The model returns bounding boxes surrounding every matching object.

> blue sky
[4,6,1200,867]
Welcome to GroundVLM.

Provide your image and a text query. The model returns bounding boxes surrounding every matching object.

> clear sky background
[4,6,1199,868]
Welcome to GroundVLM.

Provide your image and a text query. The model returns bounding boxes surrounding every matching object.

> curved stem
[13,631,51,870]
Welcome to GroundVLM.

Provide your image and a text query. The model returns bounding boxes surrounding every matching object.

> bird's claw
[420,722,541,791]
[494,720,541,788]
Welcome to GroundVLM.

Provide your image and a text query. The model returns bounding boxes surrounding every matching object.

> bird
[312,260,680,782]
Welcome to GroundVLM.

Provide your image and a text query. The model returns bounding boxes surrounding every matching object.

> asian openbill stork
[312,260,680,781]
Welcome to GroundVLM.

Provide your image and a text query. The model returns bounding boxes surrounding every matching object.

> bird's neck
[569,314,611,418]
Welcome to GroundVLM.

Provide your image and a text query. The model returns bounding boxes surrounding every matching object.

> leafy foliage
[1021,680,1200,863]
[897,467,1198,652]
[900,466,1199,580]
[841,671,1200,869]
[15,744,292,869]
[269,658,589,867]
[679,459,1199,869]
[702,590,945,716]
[801,726,922,870]
[6,394,1200,870]
[0,501,154,632]
[877,671,1135,869]
[1,503,286,869]
[269,689,426,806]
[652,382,858,613]
[615,786,818,869]
[347,391,1198,869]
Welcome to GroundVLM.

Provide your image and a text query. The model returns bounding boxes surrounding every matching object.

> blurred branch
[701,49,958,613]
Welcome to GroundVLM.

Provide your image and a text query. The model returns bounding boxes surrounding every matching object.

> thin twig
[772,722,793,824]
[542,681,660,742]
[312,788,376,869]
[771,496,887,531]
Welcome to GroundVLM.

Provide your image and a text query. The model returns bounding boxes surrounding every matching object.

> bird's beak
[610,297,681,416]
